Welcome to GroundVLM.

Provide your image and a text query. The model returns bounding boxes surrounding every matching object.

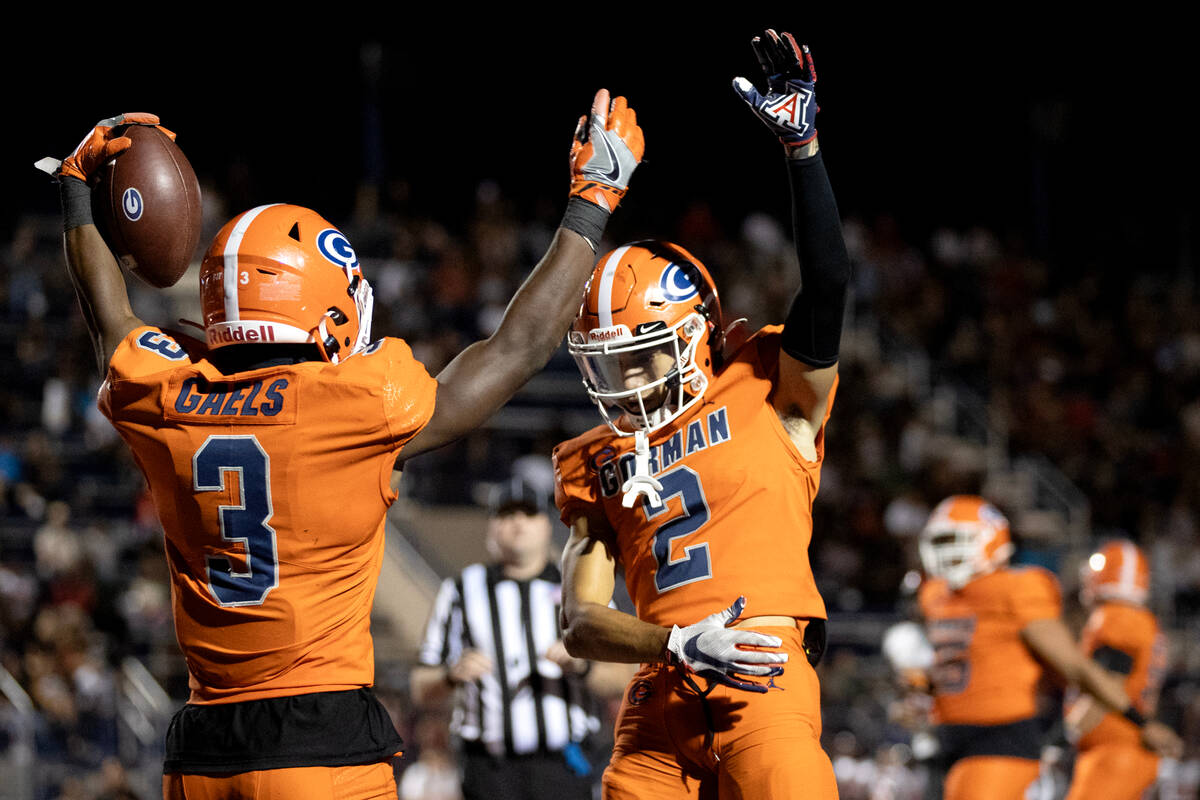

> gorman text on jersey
[597,406,732,498]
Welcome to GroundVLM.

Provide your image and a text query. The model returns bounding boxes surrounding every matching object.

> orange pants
[1066,743,1159,800]
[943,756,1041,800]
[162,761,396,800]
[603,626,837,800]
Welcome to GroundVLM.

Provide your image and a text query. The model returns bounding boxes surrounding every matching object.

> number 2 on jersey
[193,435,279,606]
[644,466,712,592]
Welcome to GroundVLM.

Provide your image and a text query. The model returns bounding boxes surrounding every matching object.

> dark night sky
[8,19,1194,276]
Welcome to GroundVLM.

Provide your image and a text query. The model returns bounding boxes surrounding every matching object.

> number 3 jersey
[918,566,1062,726]
[99,326,436,704]
[553,326,835,627]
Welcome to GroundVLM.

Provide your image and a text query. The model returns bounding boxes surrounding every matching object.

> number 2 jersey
[99,326,436,704]
[918,567,1062,726]
[553,326,835,627]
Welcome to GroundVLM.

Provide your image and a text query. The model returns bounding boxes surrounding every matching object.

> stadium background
[2,21,1197,800]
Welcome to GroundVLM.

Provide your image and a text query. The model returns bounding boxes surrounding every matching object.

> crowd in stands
[2,176,1199,798]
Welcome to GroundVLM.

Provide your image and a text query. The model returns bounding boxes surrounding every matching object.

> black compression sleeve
[781,151,851,367]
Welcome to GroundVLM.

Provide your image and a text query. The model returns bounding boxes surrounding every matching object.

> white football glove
[666,596,787,693]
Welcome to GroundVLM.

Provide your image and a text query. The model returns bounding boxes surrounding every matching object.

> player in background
[917,495,1182,800]
[1064,540,1170,800]
[41,94,642,800]
[555,29,848,798]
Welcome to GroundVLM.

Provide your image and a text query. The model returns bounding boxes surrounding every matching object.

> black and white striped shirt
[418,562,599,757]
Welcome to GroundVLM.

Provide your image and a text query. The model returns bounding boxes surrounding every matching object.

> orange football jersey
[918,566,1062,725]
[1069,602,1167,748]
[554,327,834,626]
[99,326,436,703]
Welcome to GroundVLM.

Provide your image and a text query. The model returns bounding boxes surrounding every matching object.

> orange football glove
[55,112,176,183]
[569,89,644,213]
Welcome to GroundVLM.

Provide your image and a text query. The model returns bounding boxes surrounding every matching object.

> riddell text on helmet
[208,325,279,345]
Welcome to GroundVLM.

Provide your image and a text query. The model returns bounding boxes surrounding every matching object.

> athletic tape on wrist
[60,177,94,232]
[560,196,610,252]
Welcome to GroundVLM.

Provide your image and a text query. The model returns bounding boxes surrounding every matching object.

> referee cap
[488,476,548,517]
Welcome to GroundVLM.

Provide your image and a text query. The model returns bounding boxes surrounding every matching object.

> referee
[411,478,599,800]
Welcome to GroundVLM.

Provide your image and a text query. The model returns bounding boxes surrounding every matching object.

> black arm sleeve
[781,151,851,367]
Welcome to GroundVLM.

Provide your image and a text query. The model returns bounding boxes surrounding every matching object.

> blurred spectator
[399,710,463,800]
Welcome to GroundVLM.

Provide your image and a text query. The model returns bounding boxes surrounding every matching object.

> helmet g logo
[122,188,144,221]
[316,228,360,272]
[659,263,699,303]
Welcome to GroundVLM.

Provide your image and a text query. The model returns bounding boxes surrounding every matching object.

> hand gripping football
[92,124,203,288]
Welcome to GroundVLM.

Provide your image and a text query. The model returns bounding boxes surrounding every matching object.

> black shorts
[937,717,1043,765]
[164,688,403,774]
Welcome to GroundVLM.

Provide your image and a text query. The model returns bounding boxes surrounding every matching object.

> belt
[731,614,803,629]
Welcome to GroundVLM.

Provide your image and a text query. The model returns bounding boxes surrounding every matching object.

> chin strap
[621,429,663,508]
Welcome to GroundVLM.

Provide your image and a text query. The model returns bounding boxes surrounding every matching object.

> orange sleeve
[553,438,600,527]
[100,326,201,421]
[372,338,437,451]
[341,337,437,453]
[1091,607,1156,656]
[106,326,197,379]
[1009,568,1062,627]
[915,579,936,619]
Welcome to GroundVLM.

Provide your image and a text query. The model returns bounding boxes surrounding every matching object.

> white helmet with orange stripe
[1080,539,1150,607]
[199,204,373,364]
[919,495,1015,590]
[567,240,723,437]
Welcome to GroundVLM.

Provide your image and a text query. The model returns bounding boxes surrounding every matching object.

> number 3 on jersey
[644,466,712,592]
[928,617,976,695]
[193,435,279,606]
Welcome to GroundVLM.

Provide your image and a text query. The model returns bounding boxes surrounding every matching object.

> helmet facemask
[569,310,710,438]
[919,527,989,590]
[919,497,1014,590]
[314,272,375,364]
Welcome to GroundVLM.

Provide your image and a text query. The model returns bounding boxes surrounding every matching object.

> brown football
[93,125,202,289]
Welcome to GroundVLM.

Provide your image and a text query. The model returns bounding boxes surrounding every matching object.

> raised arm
[37,114,166,374]
[733,31,851,429]
[398,90,644,464]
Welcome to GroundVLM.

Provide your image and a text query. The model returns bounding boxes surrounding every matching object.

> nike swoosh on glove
[569,89,644,212]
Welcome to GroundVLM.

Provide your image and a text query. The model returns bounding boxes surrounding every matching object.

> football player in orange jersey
[41,95,642,800]
[917,496,1182,800]
[555,29,848,798]
[1064,540,1173,800]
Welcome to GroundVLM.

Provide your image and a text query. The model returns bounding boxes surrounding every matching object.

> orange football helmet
[919,495,1014,589]
[568,241,723,436]
[1080,539,1150,607]
[199,204,373,364]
